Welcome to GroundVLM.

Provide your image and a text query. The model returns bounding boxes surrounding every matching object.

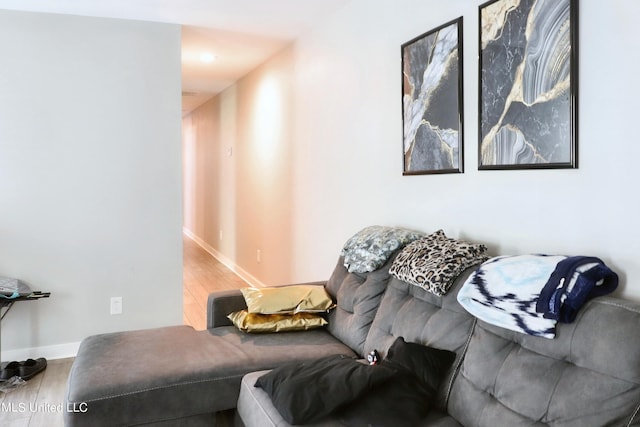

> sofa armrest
[207,289,247,329]
[206,281,329,329]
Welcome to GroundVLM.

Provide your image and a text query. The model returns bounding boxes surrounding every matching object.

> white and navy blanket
[457,255,618,339]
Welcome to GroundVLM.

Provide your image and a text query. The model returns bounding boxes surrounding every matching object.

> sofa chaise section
[64,324,355,426]
[64,254,393,426]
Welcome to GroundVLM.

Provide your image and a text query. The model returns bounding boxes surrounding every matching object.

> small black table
[0,292,51,362]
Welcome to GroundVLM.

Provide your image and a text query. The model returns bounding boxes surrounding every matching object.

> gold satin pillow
[227,310,328,333]
[240,285,334,314]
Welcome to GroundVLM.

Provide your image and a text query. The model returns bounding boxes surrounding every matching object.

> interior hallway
[183,236,248,330]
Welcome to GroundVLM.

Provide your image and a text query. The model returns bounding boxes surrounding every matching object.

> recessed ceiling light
[199,53,217,64]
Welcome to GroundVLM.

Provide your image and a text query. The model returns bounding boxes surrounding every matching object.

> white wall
[185,0,640,300]
[0,10,183,359]
[183,48,295,286]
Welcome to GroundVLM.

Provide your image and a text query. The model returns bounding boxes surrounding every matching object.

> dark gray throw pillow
[338,337,456,427]
[338,369,430,427]
[385,336,456,394]
[254,355,396,425]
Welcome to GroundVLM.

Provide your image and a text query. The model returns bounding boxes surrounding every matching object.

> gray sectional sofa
[65,251,640,426]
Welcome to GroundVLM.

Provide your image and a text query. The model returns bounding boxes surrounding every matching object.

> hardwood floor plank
[182,235,248,330]
[0,359,71,426]
[29,358,73,427]
[0,375,42,425]
[2,419,30,427]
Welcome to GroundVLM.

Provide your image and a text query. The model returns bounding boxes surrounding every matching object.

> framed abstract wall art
[478,0,578,170]
[402,17,464,175]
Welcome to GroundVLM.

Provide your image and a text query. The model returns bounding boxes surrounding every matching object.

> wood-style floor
[183,235,248,330]
[0,236,247,426]
[0,358,73,427]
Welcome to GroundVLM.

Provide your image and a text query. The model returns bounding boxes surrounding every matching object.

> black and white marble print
[480,0,573,167]
[403,20,461,173]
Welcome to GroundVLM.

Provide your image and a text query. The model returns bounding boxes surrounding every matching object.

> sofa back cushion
[448,296,640,426]
[325,255,394,356]
[363,267,477,410]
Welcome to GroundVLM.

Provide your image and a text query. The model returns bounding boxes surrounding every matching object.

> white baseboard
[183,228,266,288]
[1,341,80,362]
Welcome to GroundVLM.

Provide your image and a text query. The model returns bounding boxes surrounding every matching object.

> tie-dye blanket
[457,254,619,339]
[457,255,564,339]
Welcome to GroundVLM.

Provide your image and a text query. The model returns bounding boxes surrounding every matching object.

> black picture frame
[478,0,578,170]
[402,17,464,175]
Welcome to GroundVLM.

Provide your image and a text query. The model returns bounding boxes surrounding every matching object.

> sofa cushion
[239,376,463,427]
[340,225,424,273]
[65,325,355,427]
[238,370,340,427]
[363,267,478,410]
[325,255,395,356]
[240,285,334,314]
[227,310,327,332]
[254,354,397,424]
[384,336,456,395]
[336,367,434,427]
[447,297,640,426]
[389,230,489,296]
[337,337,456,427]
[239,339,459,427]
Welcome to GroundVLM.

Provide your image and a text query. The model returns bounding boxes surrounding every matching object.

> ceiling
[0,0,351,115]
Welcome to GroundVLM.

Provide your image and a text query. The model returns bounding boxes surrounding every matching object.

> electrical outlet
[219,229,223,241]
[110,297,123,315]
[257,249,262,263]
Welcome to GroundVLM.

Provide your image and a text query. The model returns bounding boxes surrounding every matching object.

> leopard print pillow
[389,230,489,296]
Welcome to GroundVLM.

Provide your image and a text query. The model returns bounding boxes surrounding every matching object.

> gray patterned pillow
[389,230,489,296]
[341,226,424,273]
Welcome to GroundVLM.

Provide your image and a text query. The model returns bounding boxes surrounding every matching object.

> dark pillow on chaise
[338,337,456,427]
[255,338,455,426]
[254,354,396,425]
[384,336,456,395]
